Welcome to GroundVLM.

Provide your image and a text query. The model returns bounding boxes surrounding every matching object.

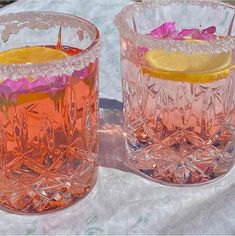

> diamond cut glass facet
[115,0,235,185]
[0,12,101,213]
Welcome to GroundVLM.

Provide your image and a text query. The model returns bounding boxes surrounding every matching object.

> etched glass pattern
[115,0,235,185]
[0,12,101,213]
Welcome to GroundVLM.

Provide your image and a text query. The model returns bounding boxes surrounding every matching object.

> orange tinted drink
[0,46,99,213]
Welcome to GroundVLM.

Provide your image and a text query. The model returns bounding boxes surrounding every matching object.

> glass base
[127,144,234,186]
[98,100,235,186]
[0,164,98,215]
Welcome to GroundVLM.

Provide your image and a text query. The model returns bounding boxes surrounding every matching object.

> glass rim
[0,11,102,80]
[114,0,235,54]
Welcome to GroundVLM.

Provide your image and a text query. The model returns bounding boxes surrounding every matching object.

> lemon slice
[144,48,231,83]
[0,46,67,64]
[0,46,68,104]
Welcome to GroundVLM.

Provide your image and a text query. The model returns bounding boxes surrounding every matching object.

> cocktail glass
[0,12,101,213]
[115,0,235,186]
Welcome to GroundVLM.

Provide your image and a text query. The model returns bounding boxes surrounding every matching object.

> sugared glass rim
[0,11,102,79]
[115,0,235,54]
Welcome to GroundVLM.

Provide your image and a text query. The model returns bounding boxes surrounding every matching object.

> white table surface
[0,0,235,235]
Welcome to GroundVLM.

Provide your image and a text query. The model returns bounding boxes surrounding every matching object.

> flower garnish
[137,22,216,55]
[149,22,177,39]
[149,22,216,40]
[0,65,93,102]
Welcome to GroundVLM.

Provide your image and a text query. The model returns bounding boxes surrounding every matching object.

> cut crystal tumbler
[115,0,235,185]
[0,12,101,213]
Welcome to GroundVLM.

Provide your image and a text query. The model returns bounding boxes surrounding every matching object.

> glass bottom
[126,144,234,186]
[0,164,98,214]
[99,101,235,186]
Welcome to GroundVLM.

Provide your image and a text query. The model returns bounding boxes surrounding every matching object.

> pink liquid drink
[115,0,235,185]
[0,12,101,213]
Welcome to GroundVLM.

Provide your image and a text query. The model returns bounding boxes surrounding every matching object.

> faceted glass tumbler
[115,0,235,186]
[0,12,101,213]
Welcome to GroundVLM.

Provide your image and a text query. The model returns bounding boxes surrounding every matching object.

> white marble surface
[0,0,235,235]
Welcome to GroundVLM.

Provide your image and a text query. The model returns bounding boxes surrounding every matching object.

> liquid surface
[0,46,98,213]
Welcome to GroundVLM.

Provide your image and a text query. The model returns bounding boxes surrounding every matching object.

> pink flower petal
[72,67,90,79]
[0,65,92,98]
[31,74,69,93]
[137,47,148,54]
[176,27,216,40]
[0,84,16,103]
[175,28,201,40]
[149,22,177,39]
[200,33,216,40]
[148,22,217,41]
[202,26,216,34]
[0,85,12,97]
[2,78,30,93]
